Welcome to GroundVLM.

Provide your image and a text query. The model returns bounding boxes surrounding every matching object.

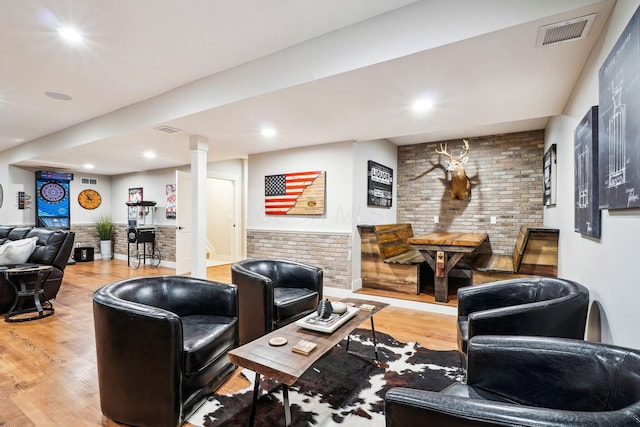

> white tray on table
[295,306,359,333]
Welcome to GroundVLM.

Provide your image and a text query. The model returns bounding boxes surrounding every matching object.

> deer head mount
[436,139,471,200]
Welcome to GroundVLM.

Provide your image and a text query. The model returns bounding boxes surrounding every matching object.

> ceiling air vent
[536,14,596,47]
[155,125,183,134]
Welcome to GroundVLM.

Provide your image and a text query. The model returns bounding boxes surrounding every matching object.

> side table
[3,265,54,322]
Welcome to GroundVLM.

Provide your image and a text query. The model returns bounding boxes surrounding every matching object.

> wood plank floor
[0,259,457,426]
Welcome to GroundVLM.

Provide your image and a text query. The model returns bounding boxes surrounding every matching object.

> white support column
[189,135,208,279]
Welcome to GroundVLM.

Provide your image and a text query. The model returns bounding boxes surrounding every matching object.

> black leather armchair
[385,335,640,426]
[93,276,238,427]
[457,277,589,364]
[231,258,323,344]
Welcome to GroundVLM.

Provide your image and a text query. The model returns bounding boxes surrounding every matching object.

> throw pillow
[0,236,38,265]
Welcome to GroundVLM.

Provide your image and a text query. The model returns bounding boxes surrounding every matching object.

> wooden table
[408,232,488,303]
[228,298,388,426]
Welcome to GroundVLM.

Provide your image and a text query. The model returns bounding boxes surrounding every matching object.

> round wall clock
[78,189,102,210]
[39,181,66,203]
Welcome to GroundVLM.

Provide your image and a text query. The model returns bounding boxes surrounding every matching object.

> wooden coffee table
[228,298,388,426]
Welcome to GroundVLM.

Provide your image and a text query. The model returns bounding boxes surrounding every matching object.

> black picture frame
[367,161,393,207]
[128,187,143,202]
[574,106,601,238]
[543,144,557,206]
[598,6,640,209]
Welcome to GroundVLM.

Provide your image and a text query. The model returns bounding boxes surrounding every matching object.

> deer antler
[435,143,453,160]
[436,140,470,161]
[458,139,470,160]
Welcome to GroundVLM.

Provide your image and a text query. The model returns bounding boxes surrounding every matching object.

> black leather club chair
[385,335,640,426]
[93,276,239,427]
[231,258,323,345]
[456,277,589,365]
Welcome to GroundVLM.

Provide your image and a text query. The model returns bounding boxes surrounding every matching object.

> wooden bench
[473,226,559,283]
[358,224,429,295]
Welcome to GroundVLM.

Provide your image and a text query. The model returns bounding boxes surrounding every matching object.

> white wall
[247,141,353,233]
[0,166,37,225]
[0,167,113,226]
[69,173,113,224]
[545,0,640,348]
[111,169,177,226]
[111,158,244,227]
[351,139,398,288]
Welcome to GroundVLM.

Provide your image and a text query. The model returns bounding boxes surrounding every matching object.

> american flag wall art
[264,171,325,215]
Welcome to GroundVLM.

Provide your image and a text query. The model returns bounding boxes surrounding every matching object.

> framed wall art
[264,170,325,215]
[166,184,176,219]
[574,106,601,238]
[128,187,143,203]
[598,6,640,209]
[543,144,557,206]
[367,161,393,208]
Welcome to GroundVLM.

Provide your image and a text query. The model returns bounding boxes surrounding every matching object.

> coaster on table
[359,303,375,312]
[269,336,288,346]
[292,339,318,356]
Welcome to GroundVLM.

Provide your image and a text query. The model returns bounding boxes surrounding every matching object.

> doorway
[206,178,236,266]
[175,171,240,275]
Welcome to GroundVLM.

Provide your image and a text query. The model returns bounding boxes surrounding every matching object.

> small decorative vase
[316,299,333,319]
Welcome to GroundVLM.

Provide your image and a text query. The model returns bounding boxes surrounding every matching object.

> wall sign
[367,161,393,208]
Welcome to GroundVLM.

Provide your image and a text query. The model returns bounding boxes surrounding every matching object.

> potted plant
[95,214,114,260]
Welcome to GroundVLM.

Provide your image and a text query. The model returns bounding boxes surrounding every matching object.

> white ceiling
[1,0,615,175]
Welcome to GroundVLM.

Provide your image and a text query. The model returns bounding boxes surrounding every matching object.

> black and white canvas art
[543,144,557,206]
[574,106,600,238]
[367,161,393,207]
[598,6,640,209]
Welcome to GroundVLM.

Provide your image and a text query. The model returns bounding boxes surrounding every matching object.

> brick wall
[246,230,351,289]
[397,130,545,254]
[70,224,176,262]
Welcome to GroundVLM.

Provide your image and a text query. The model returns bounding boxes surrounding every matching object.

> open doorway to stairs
[175,171,240,275]
[205,177,237,267]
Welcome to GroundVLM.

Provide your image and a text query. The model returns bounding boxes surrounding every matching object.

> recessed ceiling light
[45,91,72,101]
[412,98,434,113]
[83,163,95,169]
[143,151,157,159]
[261,127,277,138]
[57,26,83,43]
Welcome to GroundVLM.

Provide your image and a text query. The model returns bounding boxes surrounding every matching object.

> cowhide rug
[187,328,464,427]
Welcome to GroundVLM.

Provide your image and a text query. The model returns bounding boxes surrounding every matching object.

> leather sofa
[385,335,640,426]
[231,258,323,344]
[93,276,239,427]
[457,277,589,364]
[0,226,75,313]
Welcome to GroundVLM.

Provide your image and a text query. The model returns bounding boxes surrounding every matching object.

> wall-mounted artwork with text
[367,161,393,207]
